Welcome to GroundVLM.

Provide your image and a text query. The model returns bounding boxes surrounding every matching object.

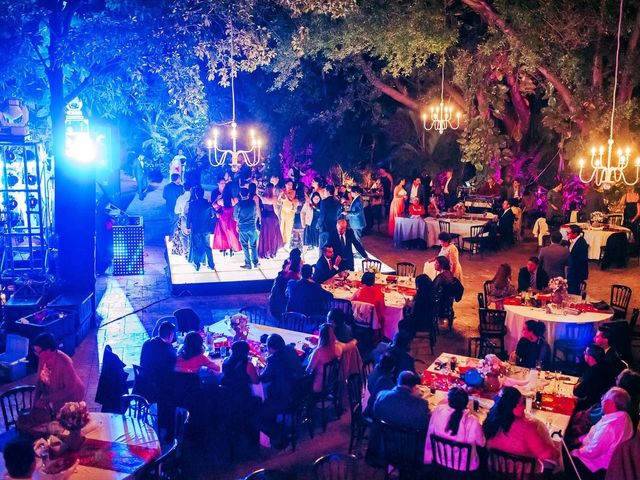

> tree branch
[505,72,530,142]
[355,56,422,111]
[618,5,640,103]
[63,58,120,105]
[62,0,83,35]
[30,39,50,71]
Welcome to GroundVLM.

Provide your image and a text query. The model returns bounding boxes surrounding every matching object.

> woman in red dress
[212,186,241,254]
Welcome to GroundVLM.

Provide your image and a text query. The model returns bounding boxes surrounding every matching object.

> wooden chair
[361,360,374,389]
[278,373,315,452]
[477,293,486,309]
[173,308,200,333]
[240,305,269,325]
[314,453,359,480]
[121,394,150,423]
[462,224,485,256]
[487,448,538,480]
[395,262,416,278]
[375,418,427,479]
[0,385,36,431]
[478,309,507,358]
[483,280,492,305]
[362,259,382,273]
[280,312,309,332]
[314,359,342,432]
[328,299,353,319]
[610,284,632,320]
[438,220,461,250]
[468,337,502,359]
[430,434,474,478]
[608,213,624,226]
[347,374,366,454]
[244,469,293,480]
[552,323,592,375]
[133,439,178,479]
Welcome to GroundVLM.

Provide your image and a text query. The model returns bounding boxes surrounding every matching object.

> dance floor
[165,236,394,294]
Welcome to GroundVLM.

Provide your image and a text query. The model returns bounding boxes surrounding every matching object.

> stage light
[5,196,18,210]
[28,195,38,209]
[65,132,96,164]
[7,173,19,187]
[26,174,36,185]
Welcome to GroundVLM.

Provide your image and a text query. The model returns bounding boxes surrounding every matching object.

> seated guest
[479,177,501,197]
[3,438,36,480]
[594,326,628,377]
[571,387,634,480]
[574,345,617,412]
[306,323,340,393]
[424,387,485,470]
[222,340,259,398]
[483,387,559,470]
[373,371,430,429]
[352,271,385,324]
[269,259,290,320]
[433,256,459,324]
[513,320,551,369]
[313,244,341,283]
[366,354,396,416]
[517,256,549,292]
[327,308,354,343]
[606,434,640,480]
[408,197,425,217]
[403,274,435,336]
[328,219,368,271]
[427,196,440,217]
[486,263,517,309]
[497,199,516,246]
[175,331,220,374]
[372,329,415,376]
[538,230,569,279]
[286,264,333,316]
[284,248,303,280]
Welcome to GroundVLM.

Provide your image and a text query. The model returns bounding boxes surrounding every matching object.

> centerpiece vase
[64,429,85,451]
[484,372,501,392]
[551,289,566,306]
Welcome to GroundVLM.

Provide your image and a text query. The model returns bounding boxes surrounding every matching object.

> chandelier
[206,24,264,172]
[422,54,461,135]
[578,0,639,190]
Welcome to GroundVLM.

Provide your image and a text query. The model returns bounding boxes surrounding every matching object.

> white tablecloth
[393,217,427,247]
[560,223,632,260]
[425,217,492,247]
[322,271,415,339]
[503,304,612,352]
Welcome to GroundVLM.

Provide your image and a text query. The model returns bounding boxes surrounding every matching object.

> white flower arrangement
[548,276,568,293]
[590,211,606,224]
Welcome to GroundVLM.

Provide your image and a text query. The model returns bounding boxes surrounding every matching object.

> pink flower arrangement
[57,401,90,431]
[548,277,568,293]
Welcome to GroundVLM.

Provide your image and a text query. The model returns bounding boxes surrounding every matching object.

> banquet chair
[328,299,353,318]
[373,418,427,480]
[462,224,485,256]
[347,374,366,455]
[172,406,190,475]
[478,309,507,358]
[608,213,624,226]
[314,453,359,480]
[361,360,374,389]
[362,259,382,273]
[134,438,178,479]
[610,284,632,320]
[314,359,342,432]
[240,305,269,325]
[483,281,492,305]
[468,337,503,359]
[487,448,538,480]
[280,312,309,332]
[438,220,461,250]
[278,373,315,452]
[552,323,591,375]
[121,394,150,424]
[244,469,294,480]
[395,262,416,278]
[430,434,473,478]
[477,293,486,309]
[0,385,36,431]
[173,308,200,333]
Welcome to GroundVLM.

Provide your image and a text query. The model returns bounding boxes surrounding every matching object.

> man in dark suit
[186,186,215,271]
[139,321,176,403]
[517,256,550,292]
[346,186,366,241]
[318,185,341,248]
[328,219,368,271]
[497,199,516,246]
[313,244,341,283]
[594,326,628,377]
[567,224,589,295]
[442,170,457,209]
[163,173,183,236]
[574,345,616,411]
[407,177,427,210]
[286,264,333,315]
[373,371,430,429]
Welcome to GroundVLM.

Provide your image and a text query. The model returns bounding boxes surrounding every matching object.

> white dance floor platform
[164,236,393,294]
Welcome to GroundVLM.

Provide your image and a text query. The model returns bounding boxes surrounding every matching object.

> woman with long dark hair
[487,263,517,309]
[483,387,558,470]
[513,320,551,369]
[424,387,485,470]
[306,323,340,393]
[175,332,220,374]
[222,341,259,399]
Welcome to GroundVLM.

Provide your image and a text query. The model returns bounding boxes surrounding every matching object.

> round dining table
[503,304,613,353]
[2,413,161,480]
[560,223,632,260]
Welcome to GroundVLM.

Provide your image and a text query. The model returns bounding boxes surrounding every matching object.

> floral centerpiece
[57,401,90,451]
[590,211,606,226]
[229,313,249,341]
[478,354,508,391]
[548,276,569,305]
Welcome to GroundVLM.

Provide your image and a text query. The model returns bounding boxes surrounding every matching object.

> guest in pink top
[483,386,558,472]
[306,323,340,393]
[175,332,220,374]
[352,271,386,323]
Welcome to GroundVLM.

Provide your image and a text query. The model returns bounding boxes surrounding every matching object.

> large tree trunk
[617,5,640,103]
[356,57,422,111]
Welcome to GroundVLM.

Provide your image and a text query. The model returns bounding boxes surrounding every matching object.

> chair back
[483,280,492,304]
[244,469,292,480]
[134,438,178,479]
[469,224,484,239]
[396,262,416,278]
[361,361,374,389]
[0,385,36,430]
[438,220,451,235]
[240,305,268,325]
[478,309,507,337]
[477,292,486,309]
[322,359,341,399]
[430,434,473,472]
[173,308,200,333]
[487,448,538,480]
[376,419,426,472]
[281,312,309,332]
[174,406,190,461]
[328,299,353,318]
[630,307,640,330]
[608,213,624,226]
[347,373,363,412]
[121,394,150,423]
[314,453,359,480]
[352,301,377,329]
[361,259,382,273]
[611,284,632,319]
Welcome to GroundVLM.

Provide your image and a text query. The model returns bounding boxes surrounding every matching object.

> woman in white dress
[425,232,462,281]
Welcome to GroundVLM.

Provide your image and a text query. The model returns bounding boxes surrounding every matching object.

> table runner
[68,438,158,474]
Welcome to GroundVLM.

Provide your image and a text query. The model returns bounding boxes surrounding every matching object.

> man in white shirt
[169,149,187,181]
[571,387,633,479]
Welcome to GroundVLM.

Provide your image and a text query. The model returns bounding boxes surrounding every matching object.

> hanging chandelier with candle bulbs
[206,23,264,172]
[578,0,639,190]
[422,54,461,135]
